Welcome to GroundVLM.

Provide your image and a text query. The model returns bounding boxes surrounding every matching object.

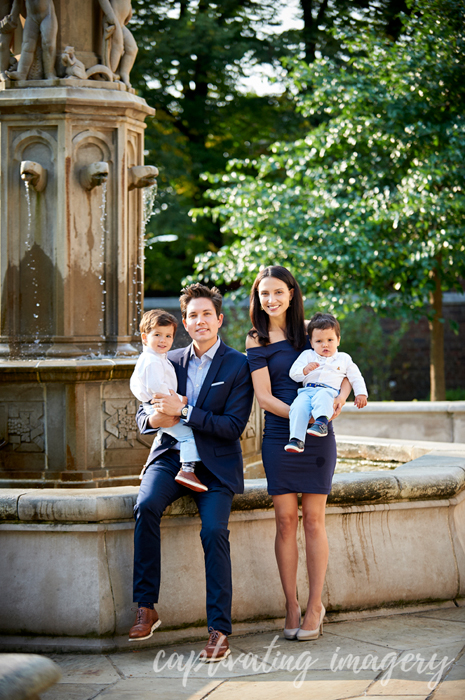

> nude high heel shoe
[296,605,325,641]
[283,608,301,640]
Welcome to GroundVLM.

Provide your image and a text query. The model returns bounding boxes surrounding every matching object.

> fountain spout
[128,165,158,190]
[20,161,47,192]
[80,162,109,191]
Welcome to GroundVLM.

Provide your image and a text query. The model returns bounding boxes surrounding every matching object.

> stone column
[0,86,153,357]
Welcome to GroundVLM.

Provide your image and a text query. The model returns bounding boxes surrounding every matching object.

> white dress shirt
[130,346,181,403]
[289,349,368,397]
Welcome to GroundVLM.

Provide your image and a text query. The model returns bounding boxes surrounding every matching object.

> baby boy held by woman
[285,312,368,452]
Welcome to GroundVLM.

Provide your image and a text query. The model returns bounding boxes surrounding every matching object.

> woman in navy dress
[246,266,351,640]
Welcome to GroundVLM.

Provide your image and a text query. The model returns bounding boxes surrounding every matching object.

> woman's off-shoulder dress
[247,339,337,495]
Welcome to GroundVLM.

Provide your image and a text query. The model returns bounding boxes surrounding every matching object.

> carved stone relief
[4,403,44,451]
[104,398,140,449]
[4,0,58,81]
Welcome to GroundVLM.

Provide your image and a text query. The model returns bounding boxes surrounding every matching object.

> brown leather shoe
[128,607,161,641]
[199,629,230,663]
[175,469,208,492]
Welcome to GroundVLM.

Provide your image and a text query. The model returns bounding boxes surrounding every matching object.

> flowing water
[99,182,107,340]
[132,183,158,331]
[24,182,40,346]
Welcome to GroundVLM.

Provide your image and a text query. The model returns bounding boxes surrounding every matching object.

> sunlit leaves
[191,0,465,321]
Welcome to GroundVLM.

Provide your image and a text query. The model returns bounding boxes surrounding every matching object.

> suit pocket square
[211,381,225,387]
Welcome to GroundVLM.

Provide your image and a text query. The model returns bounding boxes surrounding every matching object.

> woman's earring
[260,305,264,311]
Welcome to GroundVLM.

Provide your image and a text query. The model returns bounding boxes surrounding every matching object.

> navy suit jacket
[136,339,254,494]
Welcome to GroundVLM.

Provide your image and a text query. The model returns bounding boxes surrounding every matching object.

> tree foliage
[130,0,409,294]
[192,0,465,315]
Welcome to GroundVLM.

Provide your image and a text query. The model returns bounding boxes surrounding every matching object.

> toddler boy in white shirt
[285,312,368,453]
[130,309,207,492]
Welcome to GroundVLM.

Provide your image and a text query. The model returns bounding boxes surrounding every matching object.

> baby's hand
[303,362,320,375]
[354,395,368,409]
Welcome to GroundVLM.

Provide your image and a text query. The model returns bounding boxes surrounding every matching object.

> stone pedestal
[0,86,154,358]
[0,361,263,488]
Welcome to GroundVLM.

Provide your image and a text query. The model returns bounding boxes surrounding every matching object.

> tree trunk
[428,264,446,401]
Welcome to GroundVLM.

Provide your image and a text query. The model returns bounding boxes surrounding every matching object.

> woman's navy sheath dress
[247,339,337,495]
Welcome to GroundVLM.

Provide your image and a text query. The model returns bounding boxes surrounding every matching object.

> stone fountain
[0,0,161,487]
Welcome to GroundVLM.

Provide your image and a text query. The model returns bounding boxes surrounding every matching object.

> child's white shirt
[130,346,182,403]
[289,349,368,397]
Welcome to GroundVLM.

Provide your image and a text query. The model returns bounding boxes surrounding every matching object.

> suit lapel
[174,346,191,395]
[195,340,226,408]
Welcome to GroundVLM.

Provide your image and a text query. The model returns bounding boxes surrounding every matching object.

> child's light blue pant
[159,423,200,463]
[289,386,338,442]
[143,402,200,463]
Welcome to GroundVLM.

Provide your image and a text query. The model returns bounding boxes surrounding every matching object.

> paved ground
[42,605,465,700]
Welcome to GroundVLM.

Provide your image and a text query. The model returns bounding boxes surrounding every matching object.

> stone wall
[1,450,464,652]
[336,401,465,443]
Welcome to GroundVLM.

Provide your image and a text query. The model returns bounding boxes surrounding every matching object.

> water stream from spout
[142,183,157,234]
[132,183,158,331]
[24,182,40,347]
[99,182,108,342]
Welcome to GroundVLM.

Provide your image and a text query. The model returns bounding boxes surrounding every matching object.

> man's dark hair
[140,309,178,335]
[307,312,341,340]
[179,283,223,319]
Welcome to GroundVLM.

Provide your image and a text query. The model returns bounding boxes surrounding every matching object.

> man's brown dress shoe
[128,607,161,641]
[199,629,230,662]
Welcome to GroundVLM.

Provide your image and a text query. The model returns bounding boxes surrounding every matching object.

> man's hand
[303,362,320,375]
[354,395,368,409]
[331,396,346,420]
[151,389,186,416]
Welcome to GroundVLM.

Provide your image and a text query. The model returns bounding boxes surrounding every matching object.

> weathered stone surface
[336,435,465,462]
[396,453,465,471]
[16,487,138,521]
[336,401,465,443]
[329,471,400,504]
[0,653,61,699]
[394,467,465,501]
[0,489,27,520]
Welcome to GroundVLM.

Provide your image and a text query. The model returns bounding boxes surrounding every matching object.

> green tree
[192,0,465,400]
[130,0,409,294]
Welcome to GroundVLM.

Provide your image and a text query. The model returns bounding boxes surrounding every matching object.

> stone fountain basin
[0,441,464,653]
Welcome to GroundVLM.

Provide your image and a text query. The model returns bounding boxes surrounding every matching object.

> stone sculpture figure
[61,46,113,82]
[3,0,57,81]
[98,0,137,88]
[0,0,15,81]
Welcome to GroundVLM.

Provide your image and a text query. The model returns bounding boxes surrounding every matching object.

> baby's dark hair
[307,312,340,340]
[140,309,178,335]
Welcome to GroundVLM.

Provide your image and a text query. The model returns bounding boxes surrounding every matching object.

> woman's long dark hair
[248,266,306,350]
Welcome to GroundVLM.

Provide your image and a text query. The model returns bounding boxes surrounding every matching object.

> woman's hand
[331,396,346,420]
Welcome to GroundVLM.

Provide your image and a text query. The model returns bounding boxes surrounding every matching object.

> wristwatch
[181,405,189,419]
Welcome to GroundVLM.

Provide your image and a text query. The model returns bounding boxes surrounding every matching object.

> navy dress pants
[133,450,235,635]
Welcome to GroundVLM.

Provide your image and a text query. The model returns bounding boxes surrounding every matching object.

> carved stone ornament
[5,403,45,452]
[104,399,139,448]
[3,0,58,81]
[128,165,158,190]
[20,159,47,191]
[61,46,113,82]
[98,0,137,88]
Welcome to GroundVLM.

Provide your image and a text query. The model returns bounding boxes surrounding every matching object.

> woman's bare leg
[300,492,328,630]
[272,493,300,629]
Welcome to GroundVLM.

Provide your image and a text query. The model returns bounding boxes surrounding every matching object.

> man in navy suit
[129,283,253,662]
